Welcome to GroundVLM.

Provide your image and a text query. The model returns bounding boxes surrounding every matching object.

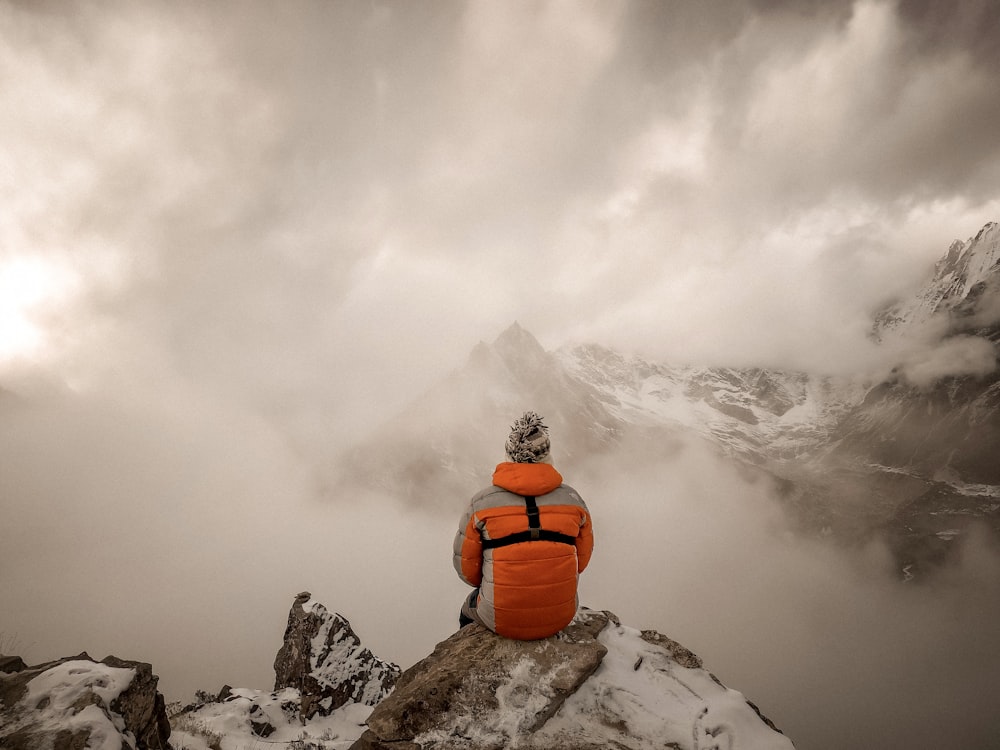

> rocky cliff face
[351,609,793,750]
[0,652,171,750]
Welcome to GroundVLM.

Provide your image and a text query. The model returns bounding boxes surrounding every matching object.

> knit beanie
[504,411,551,464]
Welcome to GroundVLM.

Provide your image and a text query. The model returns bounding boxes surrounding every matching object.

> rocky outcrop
[351,609,794,750]
[355,609,609,748]
[0,652,171,750]
[273,591,400,720]
[0,655,27,674]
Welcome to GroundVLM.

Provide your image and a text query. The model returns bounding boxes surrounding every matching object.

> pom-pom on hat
[505,411,551,463]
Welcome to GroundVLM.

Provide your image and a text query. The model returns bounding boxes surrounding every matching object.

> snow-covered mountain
[875,221,1000,336]
[559,342,865,464]
[344,223,1000,577]
[846,222,1000,483]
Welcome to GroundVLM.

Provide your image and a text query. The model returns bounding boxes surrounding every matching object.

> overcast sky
[3,2,1000,748]
[3,0,1000,410]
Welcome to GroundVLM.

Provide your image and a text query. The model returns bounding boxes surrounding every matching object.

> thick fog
[3,2,1000,749]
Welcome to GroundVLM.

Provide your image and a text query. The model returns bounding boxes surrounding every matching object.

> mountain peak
[491,322,550,371]
[874,220,1000,336]
[493,321,545,353]
[934,221,1000,292]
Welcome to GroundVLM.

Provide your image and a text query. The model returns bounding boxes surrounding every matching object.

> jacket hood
[492,462,563,496]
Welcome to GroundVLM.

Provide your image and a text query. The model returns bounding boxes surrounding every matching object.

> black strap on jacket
[481,528,578,549]
[480,495,577,550]
[525,495,541,537]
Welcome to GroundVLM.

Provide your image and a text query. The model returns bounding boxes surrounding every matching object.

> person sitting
[452,411,594,640]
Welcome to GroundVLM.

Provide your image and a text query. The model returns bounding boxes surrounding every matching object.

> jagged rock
[0,653,171,750]
[273,591,400,719]
[351,609,794,750]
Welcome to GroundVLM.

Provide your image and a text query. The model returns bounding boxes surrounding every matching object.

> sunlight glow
[0,255,75,363]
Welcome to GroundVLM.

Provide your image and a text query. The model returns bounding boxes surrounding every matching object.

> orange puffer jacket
[453,462,594,640]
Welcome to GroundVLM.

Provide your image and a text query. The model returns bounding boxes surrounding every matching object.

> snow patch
[534,624,794,750]
[172,688,372,750]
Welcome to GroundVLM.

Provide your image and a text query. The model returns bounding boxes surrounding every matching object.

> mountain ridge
[343,223,1000,576]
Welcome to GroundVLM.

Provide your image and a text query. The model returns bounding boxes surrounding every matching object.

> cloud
[897,334,998,388]
[3,0,1000,390]
[897,0,1000,68]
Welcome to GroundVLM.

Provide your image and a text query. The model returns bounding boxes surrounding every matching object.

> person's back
[453,412,594,640]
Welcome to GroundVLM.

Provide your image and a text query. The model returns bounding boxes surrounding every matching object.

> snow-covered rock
[172,594,400,750]
[273,591,400,719]
[0,652,171,750]
[351,609,793,750]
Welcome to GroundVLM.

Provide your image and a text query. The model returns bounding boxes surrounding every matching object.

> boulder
[0,655,27,674]
[273,591,400,719]
[357,609,610,749]
[351,609,794,750]
[0,653,171,750]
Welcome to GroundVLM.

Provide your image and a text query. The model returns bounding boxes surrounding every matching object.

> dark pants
[459,587,481,628]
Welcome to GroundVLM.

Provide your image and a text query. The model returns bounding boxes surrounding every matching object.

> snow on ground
[3,660,138,750]
[169,688,372,750]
